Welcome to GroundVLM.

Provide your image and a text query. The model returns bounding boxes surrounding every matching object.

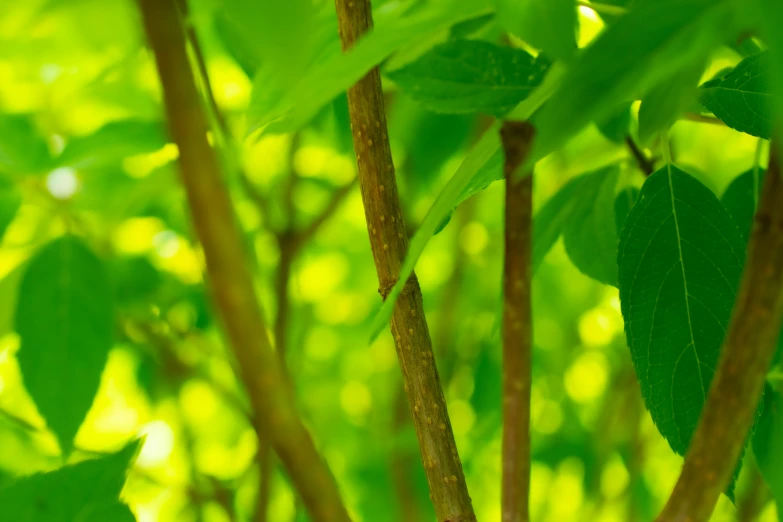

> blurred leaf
[0,178,22,242]
[387,40,550,117]
[528,0,737,166]
[595,103,632,144]
[753,385,783,516]
[0,261,26,338]
[213,12,262,78]
[699,52,772,139]
[753,0,783,143]
[638,60,705,144]
[614,186,640,232]
[562,166,620,286]
[618,165,746,493]
[495,0,577,61]
[449,13,495,39]
[58,120,168,169]
[108,256,163,305]
[0,441,139,522]
[15,236,115,453]
[0,114,52,174]
[247,0,493,134]
[721,166,765,244]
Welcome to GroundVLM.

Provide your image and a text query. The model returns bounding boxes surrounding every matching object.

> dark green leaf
[638,60,705,144]
[15,236,115,453]
[0,441,139,522]
[58,120,168,169]
[0,114,52,174]
[596,103,632,144]
[753,385,783,515]
[699,52,772,139]
[618,165,746,492]
[562,166,620,285]
[495,0,577,61]
[614,186,640,232]
[721,166,765,244]
[387,40,550,117]
[0,178,22,243]
[528,0,736,166]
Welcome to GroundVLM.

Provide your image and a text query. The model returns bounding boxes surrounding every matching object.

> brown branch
[655,144,783,522]
[135,1,351,521]
[500,121,535,522]
[334,1,475,520]
[625,135,654,176]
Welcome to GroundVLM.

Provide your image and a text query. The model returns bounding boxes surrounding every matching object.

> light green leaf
[721,166,765,244]
[753,385,783,516]
[58,120,168,169]
[15,236,115,453]
[387,40,551,117]
[638,60,705,144]
[614,185,640,232]
[0,441,139,522]
[562,166,620,285]
[528,0,736,167]
[699,52,772,139]
[618,165,746,492]
[596,103,632,144]
[213,12,262,78]
[495,0,577,61]
[247,0,493,134]
[0,177,22,243]
[0,114,52,174]
[368,61,566,341]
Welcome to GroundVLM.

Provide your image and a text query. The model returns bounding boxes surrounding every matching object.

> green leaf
[699,52,772,139]
[0,441,139,522]
[387,40,551,117]
[721,166,765,244]
[0,178,22,243]
[0,114,52,174]
[753,0,783,143]
[495,0,577,61]
[562,166,620,286]
[368,61,566,341]
[753,385,783,515]
[618,165,746,491]
[595,103,632,144]
[247,0,493,134]
[213,12,262,78]
[638,60,705,144]
[58,120,168,169]
[15,236,115,453]
[614,186,640,232]
[528,0,736,166]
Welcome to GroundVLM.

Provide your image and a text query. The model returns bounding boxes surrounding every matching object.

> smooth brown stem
[655,144,783,522]
[136,1,351,521]
[625,136,654,176]
[334,1,475,520]
[500,121,535,522]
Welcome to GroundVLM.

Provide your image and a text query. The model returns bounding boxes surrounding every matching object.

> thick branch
[500,121,535,522]
[136,1,350,521]
[655,144,783,522]
[334,1,475,520]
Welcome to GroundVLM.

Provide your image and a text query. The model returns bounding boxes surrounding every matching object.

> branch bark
[136,1,350,521]
[334,1,475,520]
[625,136,654,176]
[655,143,783,522]
[500,121,535,522]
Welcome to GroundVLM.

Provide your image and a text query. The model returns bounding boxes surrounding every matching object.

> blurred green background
[0,1,771,521]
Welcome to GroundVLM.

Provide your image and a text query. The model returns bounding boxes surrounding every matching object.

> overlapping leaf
[699,52,773,139]
[0,441,139,522]
[15,236,115,453]
[618,165,746,487]
[721,166,765,243]
[754,385,783,515]
[494,0,577,61]
[387,40,551,117]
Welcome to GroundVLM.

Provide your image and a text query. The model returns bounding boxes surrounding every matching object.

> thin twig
[135,1,350,521]
[576,1,629,16]
[624,136,654,176]
[500,121,535,522]
[655,144,783,521]
[334,0,476,520]
[684,112,727,127]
